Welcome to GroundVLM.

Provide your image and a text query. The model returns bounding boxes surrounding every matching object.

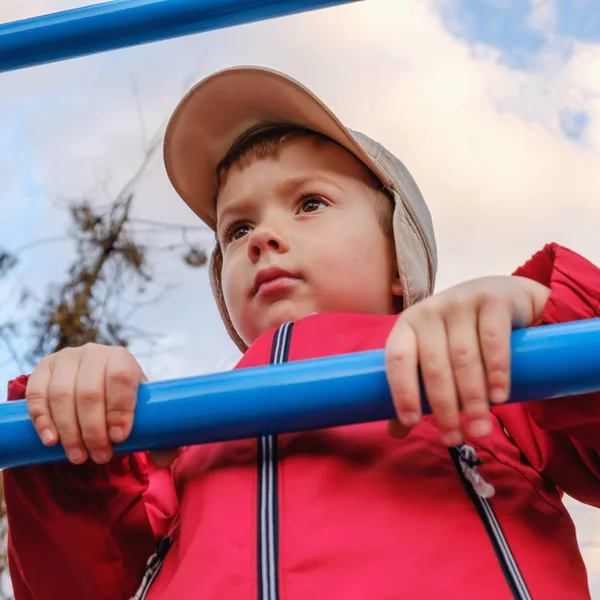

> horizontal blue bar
[0,0,360,73]
[1,317,600,469]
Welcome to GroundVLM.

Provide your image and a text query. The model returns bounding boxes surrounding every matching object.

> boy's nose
[248,225,288,262]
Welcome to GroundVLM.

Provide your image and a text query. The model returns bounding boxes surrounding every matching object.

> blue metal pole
[1,317,600,469]
[0,0,361,73]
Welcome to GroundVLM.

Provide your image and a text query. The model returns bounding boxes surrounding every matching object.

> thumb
[149,447,185,468]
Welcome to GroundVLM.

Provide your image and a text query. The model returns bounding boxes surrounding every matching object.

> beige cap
[164,66,437,351]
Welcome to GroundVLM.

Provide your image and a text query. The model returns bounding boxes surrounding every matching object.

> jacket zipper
[258,322,293,600]
[131,535,173,600]
[449,446,533,600]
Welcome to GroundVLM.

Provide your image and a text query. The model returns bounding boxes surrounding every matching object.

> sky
[0,0,600,595]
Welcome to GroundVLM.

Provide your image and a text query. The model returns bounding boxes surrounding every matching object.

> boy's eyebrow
[216,201,249,230]
[277,173,344,196]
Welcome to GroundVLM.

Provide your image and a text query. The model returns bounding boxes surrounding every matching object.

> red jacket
[4,243,600,600]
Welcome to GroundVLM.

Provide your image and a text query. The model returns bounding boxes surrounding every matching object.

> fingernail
[441,430,463,447]
[469,419,492,438]
[91,451,110,464]
[66,448,85,464]
[399,411,420,427]
[109,426,125,442]
[490,388,507,404]
[40,429,55,445]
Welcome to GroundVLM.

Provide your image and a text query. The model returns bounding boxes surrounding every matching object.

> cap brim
[163,66,392,231]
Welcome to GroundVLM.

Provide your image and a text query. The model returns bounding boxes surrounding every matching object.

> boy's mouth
[252,266,300,297]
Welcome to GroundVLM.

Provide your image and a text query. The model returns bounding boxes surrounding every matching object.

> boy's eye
[299,196,327,213]
[227,223,251,242]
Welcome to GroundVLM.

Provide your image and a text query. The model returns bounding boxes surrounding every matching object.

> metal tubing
[1,317,600,469]
[0,0,360,73]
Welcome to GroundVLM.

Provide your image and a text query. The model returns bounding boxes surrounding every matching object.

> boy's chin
[257,302,318,336]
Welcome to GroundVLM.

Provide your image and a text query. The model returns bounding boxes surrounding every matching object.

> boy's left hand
[385,275,550,446]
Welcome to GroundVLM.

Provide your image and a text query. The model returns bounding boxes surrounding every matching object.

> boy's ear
[391,270,403,296]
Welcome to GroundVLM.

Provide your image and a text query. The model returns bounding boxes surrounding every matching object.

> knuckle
[57,430,82,450]
[56,346,78,359]
[422,357,446,385]
[397,305,418,326]
[385,344,410,367]
[463,404,489,420]
[80,342,101,353]
[108,364,138,390]
[391,390,417,410]
[113,345,134,360]
[450,342,475,371]
[51,410,79,438]
[479,328,505,352]
[35,354,53,371]
[445,291,468,312]
[48,385,73,405]
[442,283,472,306]
[415,300,439,321]
[459,383,486,405]
[478,288,500,306]
[427,369,446,388]
[81,428,108,450]
[76,387,102,407]
[79,343,111,362]
[26,389,48,412]
[487,369,510,389]
[106,407,133,426]
[31,414,52,431]
[460,380,487,412]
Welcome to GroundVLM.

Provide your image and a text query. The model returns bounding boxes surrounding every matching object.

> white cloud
[528,0,557,33]
[2,1,599,398]
[1,0,600,591]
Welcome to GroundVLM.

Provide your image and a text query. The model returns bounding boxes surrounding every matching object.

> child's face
[216,137,401,347]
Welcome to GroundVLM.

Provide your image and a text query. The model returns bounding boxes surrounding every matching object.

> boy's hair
[214,126,395,240]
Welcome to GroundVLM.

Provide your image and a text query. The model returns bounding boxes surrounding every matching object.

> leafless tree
[0,122,209,598]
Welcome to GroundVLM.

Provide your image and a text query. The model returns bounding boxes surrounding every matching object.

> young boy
[4,66,600,600]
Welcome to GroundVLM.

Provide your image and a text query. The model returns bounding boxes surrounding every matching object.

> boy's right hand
[26,344,181,467]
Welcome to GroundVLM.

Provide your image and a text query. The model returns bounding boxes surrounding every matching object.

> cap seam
[394,188,434,299]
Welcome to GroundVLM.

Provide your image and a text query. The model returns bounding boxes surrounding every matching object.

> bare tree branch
[129,74,149,152]
[8,236,72,255]
[0,80,211,590]
[0,326,24,374]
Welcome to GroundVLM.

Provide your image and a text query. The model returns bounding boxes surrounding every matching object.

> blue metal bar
[1,317,600,469]
[0,0,360,73]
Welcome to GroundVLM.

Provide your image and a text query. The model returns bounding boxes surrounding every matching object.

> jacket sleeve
[496,243,600,506]
[2,375,179,600]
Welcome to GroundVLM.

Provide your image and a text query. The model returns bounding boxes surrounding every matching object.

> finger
[105,348,143,445]
[26,357,58,446]
[385,318,421,429]
[149,447,184,469]
[446,309,491,439]
[417,315,462,447]
[478,298,512,405]
[48,349,87,464]
[75,345,112,464]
